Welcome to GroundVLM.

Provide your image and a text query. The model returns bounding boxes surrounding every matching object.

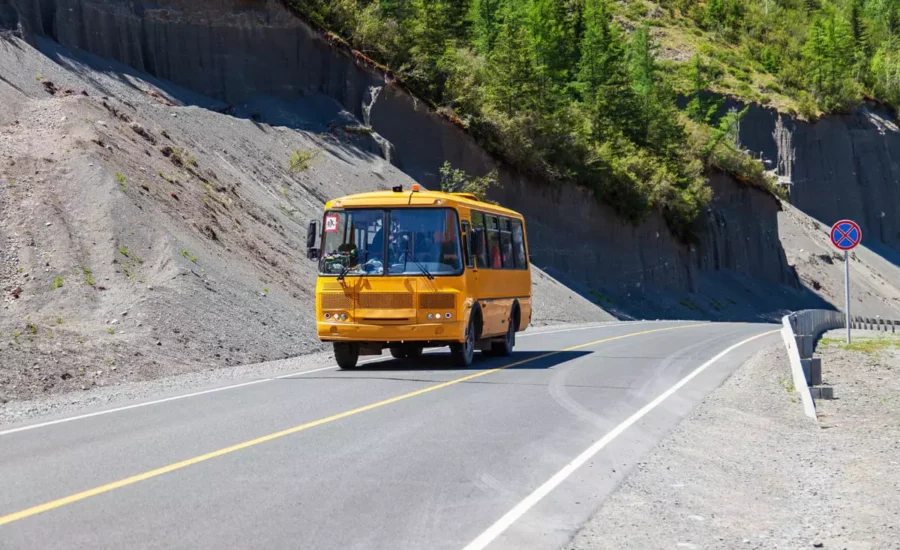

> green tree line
[285,0,884,237]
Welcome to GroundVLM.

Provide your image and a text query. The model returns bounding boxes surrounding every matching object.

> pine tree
[803,8,857,110]
[528,0,578,83]
[470,0,504,55]
[685,54,723,123]
[406,0,457,97]
[486,3,540,115]
[848,0,870,81]
[576,0,633,141]
[629,23,658,103]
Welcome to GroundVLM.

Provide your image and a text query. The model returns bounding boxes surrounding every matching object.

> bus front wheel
[450,318,475,367]
[334,343,360,369]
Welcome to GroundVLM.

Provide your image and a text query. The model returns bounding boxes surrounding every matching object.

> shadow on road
[348,349,593,373]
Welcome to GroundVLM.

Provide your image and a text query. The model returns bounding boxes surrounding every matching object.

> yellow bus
[306,183,532,368]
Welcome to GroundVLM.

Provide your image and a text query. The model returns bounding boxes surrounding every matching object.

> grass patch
[107,327,115,335]
[821,336,900,355]
[157,170,178,184]
[115,172,127,191]
[777,375,796,394]
[51,275,65,291]
[171,147,197,167]
[83,266,96,286]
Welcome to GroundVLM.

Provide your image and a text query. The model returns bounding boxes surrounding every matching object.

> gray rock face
[4,0,831,317]
[725,98,900,252]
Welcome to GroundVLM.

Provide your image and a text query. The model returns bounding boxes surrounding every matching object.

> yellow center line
[0,322,707,527]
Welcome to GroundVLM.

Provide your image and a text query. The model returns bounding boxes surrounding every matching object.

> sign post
[830,220,862,344]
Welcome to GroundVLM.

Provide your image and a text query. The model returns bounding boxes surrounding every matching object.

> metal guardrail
[786,309,846,359]
[849,316,899,332]
[781,309,899,420]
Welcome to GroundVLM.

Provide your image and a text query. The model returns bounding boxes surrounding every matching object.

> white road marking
[460,328,778,550]
[0,322,654,436]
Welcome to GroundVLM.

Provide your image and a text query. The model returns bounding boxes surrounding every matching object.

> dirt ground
[567,336,900,550]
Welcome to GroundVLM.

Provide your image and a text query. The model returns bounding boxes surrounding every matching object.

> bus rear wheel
[450,318,475,367]
[490,312,516,357]
[334,343,360,369]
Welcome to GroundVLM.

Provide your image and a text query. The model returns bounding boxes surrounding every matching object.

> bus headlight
[340,313,348,321]
[427,313,434,320]
[324,312,331,320]
[444,312,452,319]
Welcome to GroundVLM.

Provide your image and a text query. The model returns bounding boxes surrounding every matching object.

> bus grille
[418,293,455,310]
[358,293,414,309]
[321,293,354,310]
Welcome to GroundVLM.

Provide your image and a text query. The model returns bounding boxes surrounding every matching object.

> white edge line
[0,322,653,437]
[460,328,778,550]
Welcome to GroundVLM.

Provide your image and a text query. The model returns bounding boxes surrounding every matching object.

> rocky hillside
[1,0,899,404]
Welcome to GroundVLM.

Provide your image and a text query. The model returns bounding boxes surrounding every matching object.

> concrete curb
[781,317,817,420]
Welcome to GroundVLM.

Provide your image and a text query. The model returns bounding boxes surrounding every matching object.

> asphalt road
[0,321,779,550]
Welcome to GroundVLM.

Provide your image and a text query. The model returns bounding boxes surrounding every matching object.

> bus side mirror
[306,221,319,260]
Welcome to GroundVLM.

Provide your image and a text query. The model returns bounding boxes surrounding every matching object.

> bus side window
[499,218,514,269]
[462,221,474,268]
[471,211,489,269]
[512,219,527,269]
[486,215,502,269]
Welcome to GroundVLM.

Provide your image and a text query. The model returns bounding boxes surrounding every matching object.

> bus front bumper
[317,321,465,343]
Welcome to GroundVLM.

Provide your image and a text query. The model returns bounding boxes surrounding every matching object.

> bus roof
[324,187,523,218]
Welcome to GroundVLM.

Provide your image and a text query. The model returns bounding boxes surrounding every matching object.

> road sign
[830,219,862,250]
[830,219,861,344]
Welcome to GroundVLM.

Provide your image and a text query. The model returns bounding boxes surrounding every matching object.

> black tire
[389,347,407,359]
[334,343,360,369]
[450,317,475,367]
[491,311,516,357]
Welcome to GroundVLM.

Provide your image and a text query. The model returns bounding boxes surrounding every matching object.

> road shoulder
[567,339,900,549]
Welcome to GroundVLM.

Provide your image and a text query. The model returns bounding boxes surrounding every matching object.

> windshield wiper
[402,240,434,280]
[337,262,353,282]
[337,249,372,282]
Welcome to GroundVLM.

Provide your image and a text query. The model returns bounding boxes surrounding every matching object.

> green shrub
[288,149,320,172]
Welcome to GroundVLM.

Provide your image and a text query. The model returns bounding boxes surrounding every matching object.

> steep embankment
[730,98,900,254]
[3,0,832,322]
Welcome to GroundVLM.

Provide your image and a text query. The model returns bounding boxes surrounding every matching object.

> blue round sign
[830,219,862,251]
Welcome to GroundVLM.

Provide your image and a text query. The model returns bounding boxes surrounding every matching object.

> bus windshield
[318,208,463,277]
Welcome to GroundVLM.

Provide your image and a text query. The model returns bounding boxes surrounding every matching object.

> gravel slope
[567,340,900,550]
[0,35,612,405]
